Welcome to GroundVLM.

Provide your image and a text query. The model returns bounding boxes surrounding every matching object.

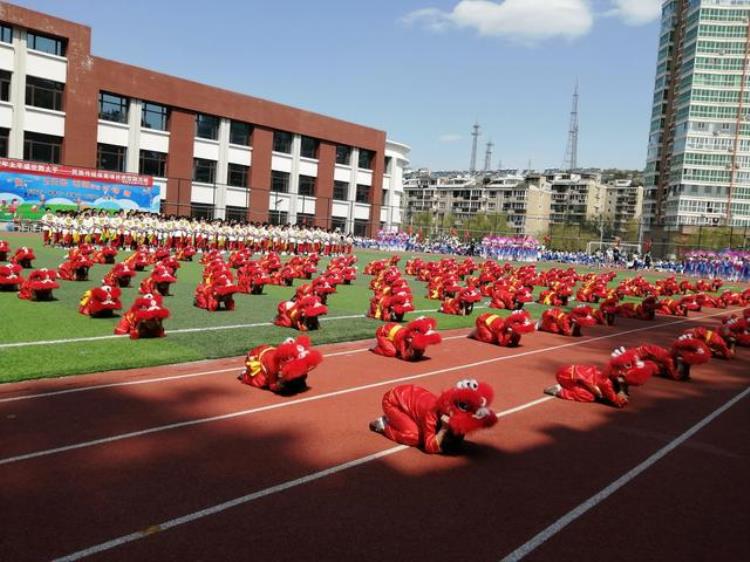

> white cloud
[438,134,463,143]
[401,0,594,43]
[607,0,661,25]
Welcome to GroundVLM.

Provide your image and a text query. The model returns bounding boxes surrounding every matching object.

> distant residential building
[603,180,644,233]
[545,172,605,224]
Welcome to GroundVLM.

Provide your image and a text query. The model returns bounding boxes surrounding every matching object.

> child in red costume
[0,263,23,291]
[471,310,535,347]
[114,293,170,339]
[79,284,122,317]
[239,336,323,394]
[274,294,328,331]
[544,364,629,408]
[17,268,59,301]
[682,327,735,359]
[371,317,442,361]
[369,379,498,454]
[538,306,597,337]
[11,246,36,269]
[439,286,482,316]
[0,240,10,262]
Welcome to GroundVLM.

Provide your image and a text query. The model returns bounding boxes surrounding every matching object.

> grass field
[0,233,743,383]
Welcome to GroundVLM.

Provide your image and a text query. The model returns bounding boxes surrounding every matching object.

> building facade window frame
[358,149,374,170]
[271,170,290,193]
[195,113,220,141]
[24,132,62,163]
[193,158,217,183]
[191,203,214,220]
[0,24,12,44]
[26,76,64,111]
[335,145,352,166]
[273,130,293,154]
[0,127,9,158]
[228,163,249,188]
[333,180,349,201]
[298,174,316,197]
[300,136,319,159]
[225,206,248,222]
[97,143,127,172]
[355,184,371,204]
[26,31,66,57]
[139,150,167,177]
[229,121,253,146]
[141,101,169,131]
[0,69,10,102]
[268,210,288,225]
[99,92,129,123]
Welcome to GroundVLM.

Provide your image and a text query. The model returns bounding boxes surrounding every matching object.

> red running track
[0,308,747,562]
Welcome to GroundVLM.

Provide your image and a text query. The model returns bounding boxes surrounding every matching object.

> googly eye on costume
[456,378,479,391]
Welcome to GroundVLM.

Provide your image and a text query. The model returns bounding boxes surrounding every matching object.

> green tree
[462,213,510,239]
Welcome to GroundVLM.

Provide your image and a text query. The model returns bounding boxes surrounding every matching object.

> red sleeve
[420,409,442,454]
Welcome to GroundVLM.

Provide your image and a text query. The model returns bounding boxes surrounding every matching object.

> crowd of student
[37,210,355,255]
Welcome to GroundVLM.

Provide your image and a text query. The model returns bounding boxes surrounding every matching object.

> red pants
[382,391,421,447]
[556,368,596,403]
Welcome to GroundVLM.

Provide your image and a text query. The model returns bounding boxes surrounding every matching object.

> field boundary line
[0,334,469,404]
[499,385,750,562]
[0,311,728,466]
[51,396,553,562]
[0,306,490,350]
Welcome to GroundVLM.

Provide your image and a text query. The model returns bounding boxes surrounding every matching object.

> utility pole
[469,121,481,174]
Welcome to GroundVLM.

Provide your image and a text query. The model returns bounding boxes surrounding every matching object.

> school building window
[97,143,126,172]
[298,175,316,196]
[99,92,129,123]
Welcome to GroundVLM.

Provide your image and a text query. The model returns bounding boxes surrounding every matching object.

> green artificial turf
[0,233,742,383]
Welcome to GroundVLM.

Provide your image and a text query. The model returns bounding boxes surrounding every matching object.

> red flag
[463,230,469,241]
[407,225,413,235]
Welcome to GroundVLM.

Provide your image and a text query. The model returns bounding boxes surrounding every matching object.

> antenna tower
[469,122,481,173]
[484,140,494,172]
[563,81,579,171]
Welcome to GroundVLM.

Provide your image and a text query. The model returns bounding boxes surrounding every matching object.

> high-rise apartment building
[644,0,750,243]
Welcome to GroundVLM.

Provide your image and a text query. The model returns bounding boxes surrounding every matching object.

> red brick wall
[315,142,336,228]
[248,127,272,223]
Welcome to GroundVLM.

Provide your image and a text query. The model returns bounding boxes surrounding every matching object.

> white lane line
[0,304,483,349]
[0,334,470,404]
[499,385,750,562]
[52,396,553,562]
[0,312,727,466]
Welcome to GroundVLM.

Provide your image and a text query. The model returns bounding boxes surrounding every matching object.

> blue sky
[19,0,662,171]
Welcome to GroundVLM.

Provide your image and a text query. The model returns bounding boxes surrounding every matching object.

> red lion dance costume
[114,293,170,339]
[0,263,23,292]
[58,254,94,282]
[439,286,482,316]
[371,317,442,361]
[682,327,735,359]
[104,263,137,288]
[79,284,123,317]
[471,310,535,347]
[538,306,597,337]
[239,336,323,394]
[0,240,11,262]
[274,294,328,331]
[194,273,240,311]
[545,364,629,408]
[369,379,498,454]
[140,265,177,297]
[11,246,36,269]
[17,268,59,301]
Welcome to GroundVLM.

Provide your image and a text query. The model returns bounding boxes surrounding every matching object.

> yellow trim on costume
[80,290,91,308]
[245,346,275,378]
[484,314,500,328]
[387,324,403,341]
